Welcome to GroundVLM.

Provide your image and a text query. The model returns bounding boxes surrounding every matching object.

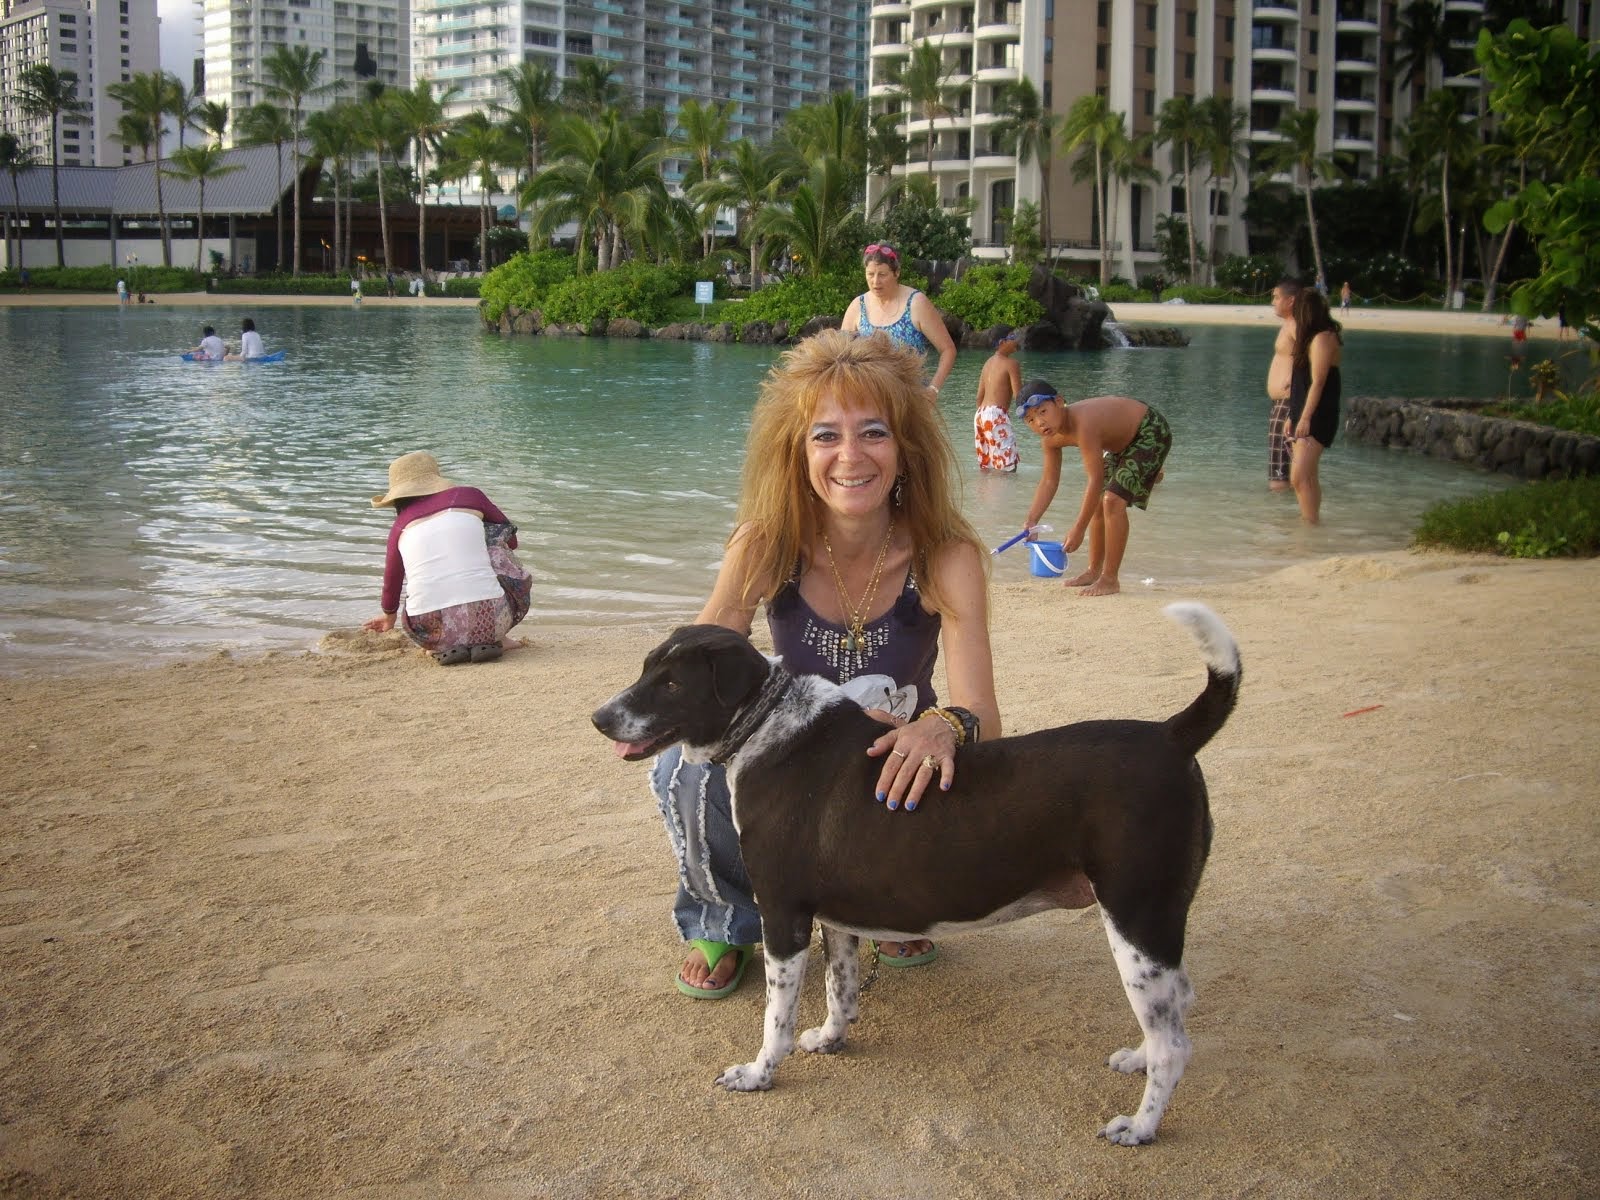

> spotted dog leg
[798,925,859,1054]
[715,944,810,1091]
[1097,911,1194,1146]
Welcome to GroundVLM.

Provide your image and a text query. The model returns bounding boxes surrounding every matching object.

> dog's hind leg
[1096,911,1194,1146]
[715,941,810,1092]
[798,925,859,1055]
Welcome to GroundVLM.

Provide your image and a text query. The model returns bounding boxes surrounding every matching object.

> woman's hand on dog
[866,713,959,812]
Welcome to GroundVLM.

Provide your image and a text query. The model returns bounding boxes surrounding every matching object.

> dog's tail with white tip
[1162,602,1241,756]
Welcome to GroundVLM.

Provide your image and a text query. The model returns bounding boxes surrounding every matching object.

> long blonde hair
[733,328,982,615]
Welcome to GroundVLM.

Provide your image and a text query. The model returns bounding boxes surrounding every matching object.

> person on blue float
[224,317,265,361]
[841,242,957,400]
[188,325,225,360]
[650,328,1001,998]
[363,451,533,666]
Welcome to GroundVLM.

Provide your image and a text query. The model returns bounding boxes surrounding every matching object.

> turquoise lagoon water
[0,303,1515,671]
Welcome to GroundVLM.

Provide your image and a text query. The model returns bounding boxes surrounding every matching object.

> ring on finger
[921,754,939,773]
[890,749,908,759]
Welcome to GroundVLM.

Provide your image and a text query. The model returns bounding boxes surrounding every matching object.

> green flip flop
[873,940,939,968]
[675,939,756,999]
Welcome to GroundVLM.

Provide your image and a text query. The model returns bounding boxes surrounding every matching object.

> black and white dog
[593,603,1239,1145]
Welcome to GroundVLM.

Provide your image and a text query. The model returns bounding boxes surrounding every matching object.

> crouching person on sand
[364,451,532,664]
[1016,381,1172,597]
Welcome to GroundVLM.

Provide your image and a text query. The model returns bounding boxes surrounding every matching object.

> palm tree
[15,64,89,267]
[389,78,461,276]
[167,81,204,150]
[196,100,230,146]
[780,92,871,178]
[1407,88,1477,306]
[891,42,958,175]
[348,88,406,272]
[443,111,514,270]
[1197,96,1249,283]
[0,132,37,269]
[1154,94,1208,282]
[236,102,294,272]
[1256,107,1340,288]
[1060,92,1119,286]
[523,112,668,271]
[306,105,359,272]
[162,143,242,271]
[1394,1,1451,89]
[252,45,345,275]
[991,78,1058,255]
[752,155,859,277]
[564,60,625,118]
[1106,124,1156,281]
[689,139,793,287]
[492,60,560,187]
[107,72,177,265]
[671,98,734,257]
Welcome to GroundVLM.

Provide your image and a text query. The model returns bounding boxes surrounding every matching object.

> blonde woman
[652,329,1000,997]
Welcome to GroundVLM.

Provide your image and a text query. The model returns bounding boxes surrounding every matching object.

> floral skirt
[975,405,1019,472]
[397,522,532,653]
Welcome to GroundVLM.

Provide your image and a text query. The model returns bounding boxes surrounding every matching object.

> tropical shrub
[538,260,696,327]
[728,268,862,332]
[212,273,362,295]
[478,249,579,322]
[934,264,1045,330]
[875,201,972,264]
[441,276,481,298]
[1415,476,1600,558]
[0,265,204,292]
[1213,253,1284,295]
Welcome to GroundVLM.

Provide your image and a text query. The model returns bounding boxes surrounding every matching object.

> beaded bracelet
[919,706,980,748]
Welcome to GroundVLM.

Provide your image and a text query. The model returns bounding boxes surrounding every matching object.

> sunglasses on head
[863,244,899,261]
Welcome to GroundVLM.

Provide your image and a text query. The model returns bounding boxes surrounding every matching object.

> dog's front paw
[1097,1114,1155,1146]
[1107,1045,1148,1075]
[715,1062,773,1092]
[798,1026,846,1054]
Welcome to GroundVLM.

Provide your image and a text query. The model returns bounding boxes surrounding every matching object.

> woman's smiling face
[806,392,898,520]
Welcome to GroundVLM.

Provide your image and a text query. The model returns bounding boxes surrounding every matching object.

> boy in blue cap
[1016,380,1171,597]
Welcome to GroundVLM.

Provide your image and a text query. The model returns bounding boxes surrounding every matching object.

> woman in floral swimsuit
[840,243,957,400]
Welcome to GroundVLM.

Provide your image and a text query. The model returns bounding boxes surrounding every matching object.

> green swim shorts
[1103,405,1172,510]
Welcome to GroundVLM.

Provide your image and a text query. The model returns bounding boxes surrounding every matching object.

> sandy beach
[1,290,1555,341]
[3,549,1597,1198]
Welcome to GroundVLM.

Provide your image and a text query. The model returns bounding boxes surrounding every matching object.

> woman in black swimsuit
[1288,289,1343,525]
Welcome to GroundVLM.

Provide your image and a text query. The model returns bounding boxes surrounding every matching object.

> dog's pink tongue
[613,740,650,759]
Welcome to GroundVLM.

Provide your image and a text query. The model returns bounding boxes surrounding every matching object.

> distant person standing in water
[973,329,1022,472]
[840,243,957,399]
[1287,288,1344,525]
[1339,280,1352,316]
[1265,277,1301,493]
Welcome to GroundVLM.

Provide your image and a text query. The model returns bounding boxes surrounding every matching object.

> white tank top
[397,509,502,615]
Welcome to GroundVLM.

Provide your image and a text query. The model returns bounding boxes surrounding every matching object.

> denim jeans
[650,746,764,947]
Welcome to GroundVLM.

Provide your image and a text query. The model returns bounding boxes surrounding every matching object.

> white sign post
[695,280,714,318]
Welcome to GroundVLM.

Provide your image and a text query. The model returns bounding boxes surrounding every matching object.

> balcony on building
[1334,1,1380,33]
[1249,25,1296,64]
[1249,63,1296,105]
[1251,0,1299,22]
[872,39,911,58]
[1442,0,1483,12]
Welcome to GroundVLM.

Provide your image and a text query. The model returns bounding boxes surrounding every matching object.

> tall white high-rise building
[0,0,161,166]
[411,0,866,166]
[202,0,409,142]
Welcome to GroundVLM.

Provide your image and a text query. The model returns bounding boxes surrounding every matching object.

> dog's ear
[708,636,769,710]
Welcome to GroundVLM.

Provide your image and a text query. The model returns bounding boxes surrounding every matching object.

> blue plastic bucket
[1029,542,1067,577]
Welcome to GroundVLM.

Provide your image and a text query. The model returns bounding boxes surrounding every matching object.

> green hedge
[212,274,364,296]
[441,276,481,298]
[935,264,1045,330]
[0,265,204,292]
[1415,475,1600,558]
[479,249,580,322]
[726,269,862,333]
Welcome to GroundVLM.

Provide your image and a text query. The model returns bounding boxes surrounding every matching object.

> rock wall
[1344,395,1600,480]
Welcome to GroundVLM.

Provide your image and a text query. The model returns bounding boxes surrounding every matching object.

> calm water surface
[0,303,1514,671]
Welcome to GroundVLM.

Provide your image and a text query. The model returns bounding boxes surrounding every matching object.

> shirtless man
[1016,380,1172,598]
[1266,277,1302,492]
[973,329,1023,472]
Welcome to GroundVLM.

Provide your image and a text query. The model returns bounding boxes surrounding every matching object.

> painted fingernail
[941,781,952,791]
[886,798,898,811]
[906,800,918,811]
[875,791,886,802]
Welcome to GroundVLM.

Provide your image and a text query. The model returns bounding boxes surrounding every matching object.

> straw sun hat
[372,450,454,507]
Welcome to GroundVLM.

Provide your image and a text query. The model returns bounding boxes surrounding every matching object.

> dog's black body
[593,603,1240,1145]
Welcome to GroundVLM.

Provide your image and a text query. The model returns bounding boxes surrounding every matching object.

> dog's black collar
[709,665,793,765]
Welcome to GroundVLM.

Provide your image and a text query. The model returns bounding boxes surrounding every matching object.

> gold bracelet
[918,706,966,747]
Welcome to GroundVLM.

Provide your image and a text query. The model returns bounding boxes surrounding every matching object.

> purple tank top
[766,568,940,721]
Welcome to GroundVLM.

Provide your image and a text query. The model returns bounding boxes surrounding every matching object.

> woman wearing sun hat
[841,243,958,399]
[363,451,532,665]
